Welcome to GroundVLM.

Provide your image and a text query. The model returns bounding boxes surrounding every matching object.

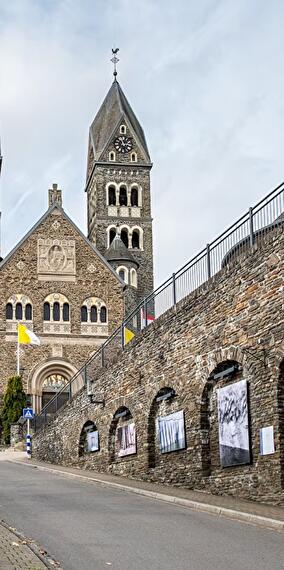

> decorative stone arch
[120,224,131,248]
[78,420,99,457]
[199,347,257,477]
[108,404,134,464]
[130,267,137,288]
[130,184,142,207]
[28,359,82,414]
[81,296,107,324]
[131,225,143,250]
[107,224,117,247]
[106,182,118,206]
[118,183,128,206]
[116,265,129,284]
[6,294,33,324]
[147,384,181,469]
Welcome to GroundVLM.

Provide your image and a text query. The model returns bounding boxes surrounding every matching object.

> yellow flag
[124,327,135,345]
[18,324,40,346]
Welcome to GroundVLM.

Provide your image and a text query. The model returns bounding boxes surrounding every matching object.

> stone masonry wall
[33,228,284,505]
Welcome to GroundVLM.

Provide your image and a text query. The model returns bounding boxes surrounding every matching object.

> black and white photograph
[217,379,250,467]
[116,423,136,457]
[157,410,186,454]
[87,430,99,453]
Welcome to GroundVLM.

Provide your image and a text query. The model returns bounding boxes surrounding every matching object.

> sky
[0,0,284,286]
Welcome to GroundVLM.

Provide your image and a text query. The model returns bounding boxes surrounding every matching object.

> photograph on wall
[117,423,136,457]
[87,430,99,453]
[217,379,250,468]
[260,426,275,455]
[157,410,186,454]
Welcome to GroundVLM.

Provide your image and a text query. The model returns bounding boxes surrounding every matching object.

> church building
[0,65,154,413]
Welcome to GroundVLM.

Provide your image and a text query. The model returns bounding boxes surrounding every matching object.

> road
[0,461,283,570]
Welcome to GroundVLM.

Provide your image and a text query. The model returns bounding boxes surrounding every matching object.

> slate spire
[88,80,151,164]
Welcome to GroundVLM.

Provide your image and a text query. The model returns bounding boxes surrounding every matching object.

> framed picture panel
[157,410,186,454]
[86,430,99,453]
[217,379,250,467]
[116,423,136,457]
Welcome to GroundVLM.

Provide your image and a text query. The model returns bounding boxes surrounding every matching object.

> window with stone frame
[80,297,108,336]
[43,293,71,334]
[79,421,99,456]
[5,294,33,332]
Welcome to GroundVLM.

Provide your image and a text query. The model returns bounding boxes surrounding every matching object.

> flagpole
[17,323,20,376]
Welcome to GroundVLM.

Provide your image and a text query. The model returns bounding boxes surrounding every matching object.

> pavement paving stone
[0,521,47,569]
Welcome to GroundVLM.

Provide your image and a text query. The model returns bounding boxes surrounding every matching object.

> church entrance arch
[28,359,82,413]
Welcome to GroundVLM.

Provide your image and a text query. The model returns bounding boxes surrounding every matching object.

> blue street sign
[23,408,34,419]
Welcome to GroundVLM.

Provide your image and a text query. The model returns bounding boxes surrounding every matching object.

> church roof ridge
[0,202,125,287]
[89,80,150,162]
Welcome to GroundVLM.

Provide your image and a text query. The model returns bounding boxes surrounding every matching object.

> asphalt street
[0,461,283,570]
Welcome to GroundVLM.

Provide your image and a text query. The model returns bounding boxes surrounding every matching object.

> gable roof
[89,80,151,162]
[0,203,125,287]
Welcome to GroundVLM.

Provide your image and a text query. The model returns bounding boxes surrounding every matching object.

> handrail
[36,181,284,426]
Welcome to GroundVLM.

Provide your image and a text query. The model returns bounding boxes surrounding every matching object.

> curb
[0,519,63,569]
[11,460,284,532]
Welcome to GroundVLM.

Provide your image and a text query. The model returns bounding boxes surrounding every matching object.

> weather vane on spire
[111,48,119,80]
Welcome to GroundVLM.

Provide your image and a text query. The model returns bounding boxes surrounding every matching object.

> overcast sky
[0,0,283,285]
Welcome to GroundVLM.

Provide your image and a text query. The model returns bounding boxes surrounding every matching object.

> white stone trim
[117,265,129,284]
[130,268,138,288]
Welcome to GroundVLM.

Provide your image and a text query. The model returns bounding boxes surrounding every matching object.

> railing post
[206,244,211,279]
[121,322,125,349]
[84,365,87,386]
[69,381,72,402]
[249,206,254,247]
[44,408,47,426]
[55,393,58,413]
[172,272,177,306]
[101,346,105,367]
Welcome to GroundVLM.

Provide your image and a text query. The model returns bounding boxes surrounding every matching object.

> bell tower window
[119,186,128,206]
[131,152,137,162]
[108,186,116,206]
[132,230,140,249]
[120,125,126,134]
[121,229,129,248]
[109,228,116,245]
[131,187,139,207]
[109,151,116,161]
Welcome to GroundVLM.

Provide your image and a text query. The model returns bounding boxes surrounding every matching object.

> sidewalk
[11,453,284,532]
[0,520,48,569]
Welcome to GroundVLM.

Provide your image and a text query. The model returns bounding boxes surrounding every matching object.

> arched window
[121,229,128,248]
[6,303,13,320]
[119,186,128,206]
[120,124,126,134]
[90,305,97,323]
[43,302,50,321]
[109,151,115,161]
[130,268,137,288]
[131,187,139,207]
[63,303,70,322]
[119,269,126,282]
[132,230,140,249]
[53,302,60,322]
[108,186,116,206]
[109,228,116,245]
[81,306,87,322]
[131,152,137,163]
[15,303,22,320]
[100,306,107,323]
[79,421,99,456]
[25,303,32,320]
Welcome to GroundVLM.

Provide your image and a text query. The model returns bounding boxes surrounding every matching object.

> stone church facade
[0,76,154,412]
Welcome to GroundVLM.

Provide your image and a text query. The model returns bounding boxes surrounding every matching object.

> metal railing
[34,181,284,431]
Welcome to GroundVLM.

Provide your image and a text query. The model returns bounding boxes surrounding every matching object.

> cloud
[0,0,284,285]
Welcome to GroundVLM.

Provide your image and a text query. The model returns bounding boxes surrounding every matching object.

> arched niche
[147,386,182,469]
[200,360,249,476]
[108,406,136,463]
[79,420,99,457]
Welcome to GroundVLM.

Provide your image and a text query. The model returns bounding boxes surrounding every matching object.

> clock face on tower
[114,135,133,154]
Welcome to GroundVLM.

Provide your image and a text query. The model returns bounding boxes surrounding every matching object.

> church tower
[85,55,153,313]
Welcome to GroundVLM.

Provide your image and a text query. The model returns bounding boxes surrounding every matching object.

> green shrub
[1,376,26,444]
